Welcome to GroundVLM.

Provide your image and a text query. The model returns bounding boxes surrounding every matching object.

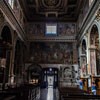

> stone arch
[90,25,98,45]
[1,26,12,44]
[88,20,100,46]
[89,24,99,75]
[0,25,12,88]
[27,63,42,84]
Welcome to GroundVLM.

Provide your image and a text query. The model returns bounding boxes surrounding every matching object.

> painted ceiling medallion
[43,0,60,7]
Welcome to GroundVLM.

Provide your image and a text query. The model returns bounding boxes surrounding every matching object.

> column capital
[89,45,96,50]
[95,9,100,21]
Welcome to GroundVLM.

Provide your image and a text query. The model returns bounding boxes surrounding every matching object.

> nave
[40,87,58,100]
[0,0,100,100]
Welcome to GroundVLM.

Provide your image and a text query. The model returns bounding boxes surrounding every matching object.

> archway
[27,63,42,84]
[90,25,100,75]
[41,67,58,88]
[80,39,87,77]
[0,26,12,89]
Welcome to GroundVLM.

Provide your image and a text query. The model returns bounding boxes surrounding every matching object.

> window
[46,23,57,36]
[89,0,94,6]
[8,0,14,9]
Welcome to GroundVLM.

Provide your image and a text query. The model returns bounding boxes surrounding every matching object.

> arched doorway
[41,68,58,89]
[27,63,42,84]
[90,25,100,75]
[0,26,12,89]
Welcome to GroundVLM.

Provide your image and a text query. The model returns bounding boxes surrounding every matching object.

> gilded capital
[96,9,100,21]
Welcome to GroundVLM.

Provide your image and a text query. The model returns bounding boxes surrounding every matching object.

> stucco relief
[60,66,75,82]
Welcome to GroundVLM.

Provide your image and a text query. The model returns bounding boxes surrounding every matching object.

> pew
[61,94,100,100]
[59,87,100,100]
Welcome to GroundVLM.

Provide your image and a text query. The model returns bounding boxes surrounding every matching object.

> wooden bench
[61,95,100,100]
[59,87,100,100]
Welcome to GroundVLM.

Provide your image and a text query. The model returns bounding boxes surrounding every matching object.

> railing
[0,83,40,100]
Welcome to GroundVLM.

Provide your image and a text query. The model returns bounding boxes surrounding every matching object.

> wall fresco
[29,42,73,64]
[27,23,76,36]
[80,56,87,77]
[90,51,96,75]
[27,23,45,36]
[58,23,76,36]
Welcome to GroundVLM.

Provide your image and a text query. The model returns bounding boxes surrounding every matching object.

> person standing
[79,79,83,90]
[91,82,97,95]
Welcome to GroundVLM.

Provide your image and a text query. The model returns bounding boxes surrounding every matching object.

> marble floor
[40,86,59,100]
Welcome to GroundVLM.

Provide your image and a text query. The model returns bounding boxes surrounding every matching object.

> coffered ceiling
[19,0,83,22]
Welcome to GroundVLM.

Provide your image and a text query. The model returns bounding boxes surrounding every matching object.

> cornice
[0,0,26,41]
[0,9,4,23]
[76,0,100,42]
[27,36,77,42]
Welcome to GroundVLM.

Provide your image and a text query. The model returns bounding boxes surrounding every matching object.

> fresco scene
[27,23,45,36]
[58,23,76,36]
[29,42,73,64]
[27,23,76,36]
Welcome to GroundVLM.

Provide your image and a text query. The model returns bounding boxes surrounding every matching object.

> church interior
[0,0,100,100]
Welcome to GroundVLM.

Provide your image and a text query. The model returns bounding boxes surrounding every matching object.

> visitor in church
[91,82,97,95]
[79,79,83,90]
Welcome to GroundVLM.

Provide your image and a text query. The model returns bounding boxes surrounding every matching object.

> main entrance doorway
[47,76,54,87]
[41,68,58,88]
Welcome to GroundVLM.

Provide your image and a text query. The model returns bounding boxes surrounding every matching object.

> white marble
[47,87,53,100]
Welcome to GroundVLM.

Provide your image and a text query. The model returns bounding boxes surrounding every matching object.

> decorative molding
[77,0,100,41]
[0,10,4,24]
[27,36,76,42]
[20,0,82,21]
[26,22,76,41]
[42,0,61,8]
[0,0,26,41]
[95,9,100,21]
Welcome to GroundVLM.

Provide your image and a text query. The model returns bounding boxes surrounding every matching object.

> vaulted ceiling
[19,0,83,22]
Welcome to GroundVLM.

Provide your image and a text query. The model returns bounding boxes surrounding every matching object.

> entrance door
[47,76,54,87]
